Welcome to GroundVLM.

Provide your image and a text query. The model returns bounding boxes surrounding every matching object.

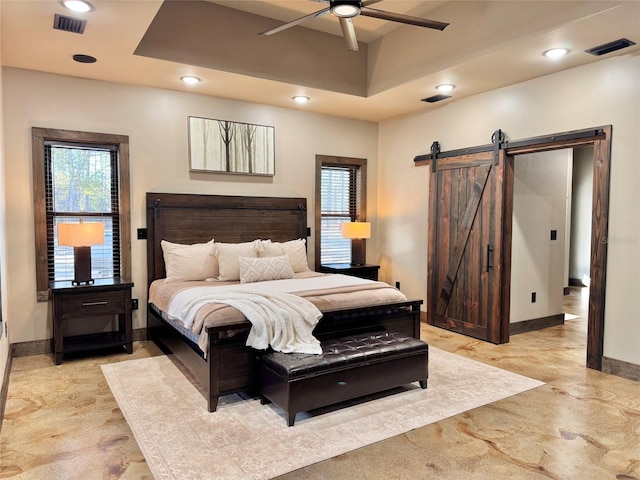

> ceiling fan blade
[339,17,359,52]
[259,6,331,36]
[360,6,449,31]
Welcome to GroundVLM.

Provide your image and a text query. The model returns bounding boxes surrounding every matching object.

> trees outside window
[48,144,118,281]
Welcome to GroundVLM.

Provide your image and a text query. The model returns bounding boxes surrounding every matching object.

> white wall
[570,146,594,282]
[510,150,571,323]
[0,5,10,399]
[378,55,640,367]
[1,67,378,344]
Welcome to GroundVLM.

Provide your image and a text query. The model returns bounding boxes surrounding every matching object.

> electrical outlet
[395,281,401,290]
[550,230,557,241]
[531,292,537,303]
[132,299,139,310]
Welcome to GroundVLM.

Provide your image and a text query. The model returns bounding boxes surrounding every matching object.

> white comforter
[166,275,376,354]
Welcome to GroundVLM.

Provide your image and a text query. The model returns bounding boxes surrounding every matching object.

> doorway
[509,146,594,341]
[421,126,611,370]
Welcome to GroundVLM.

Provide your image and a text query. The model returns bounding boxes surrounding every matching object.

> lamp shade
[58,222,105,247]
[340,221,371,240]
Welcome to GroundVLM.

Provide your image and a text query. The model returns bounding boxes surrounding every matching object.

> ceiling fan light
[331,1,361,18]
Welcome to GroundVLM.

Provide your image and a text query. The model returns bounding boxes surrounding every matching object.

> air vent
[585,38,635,56]
[53,14,87,34]
[421,94,451,103]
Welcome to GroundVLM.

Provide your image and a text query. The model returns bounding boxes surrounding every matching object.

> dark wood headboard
[145,192,307,289]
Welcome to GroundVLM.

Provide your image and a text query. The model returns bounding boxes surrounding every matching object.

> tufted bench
[258,331,429,426]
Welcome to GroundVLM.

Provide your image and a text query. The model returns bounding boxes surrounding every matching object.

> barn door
[427,147,510,344]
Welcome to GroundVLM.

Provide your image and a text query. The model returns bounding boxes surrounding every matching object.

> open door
[427,148,510,344]
[418,127,610,368]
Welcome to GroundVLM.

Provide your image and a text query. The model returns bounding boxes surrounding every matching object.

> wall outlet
[550,230,557,241]
[132,299,139,310]
[395,281,401,290]
[531,292,537,303]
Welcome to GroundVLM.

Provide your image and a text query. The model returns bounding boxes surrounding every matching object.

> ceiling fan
[258,0,449,52]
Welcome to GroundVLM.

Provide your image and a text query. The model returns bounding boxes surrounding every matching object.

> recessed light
[293,96,310,104]
[181,76,201,85]
[62,0,92,13]
[436,84,456,93]
[543,48,570,59]
[73,54,96,64]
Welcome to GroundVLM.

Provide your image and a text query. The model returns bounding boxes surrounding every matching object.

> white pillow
[238,255,294,283]
[259,240,285,257]
[259,239,310,273]
[161,239,216,283]
[281,238,310,273]
[214,241,260,282]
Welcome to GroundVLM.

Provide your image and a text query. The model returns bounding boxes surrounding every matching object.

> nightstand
[319,263,380,281]
[50,277,134,365]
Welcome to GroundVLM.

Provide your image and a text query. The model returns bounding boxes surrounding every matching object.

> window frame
[314,155,367,268]
[32,128,131,301]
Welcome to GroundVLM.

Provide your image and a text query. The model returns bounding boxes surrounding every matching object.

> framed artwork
[188,116,275,176]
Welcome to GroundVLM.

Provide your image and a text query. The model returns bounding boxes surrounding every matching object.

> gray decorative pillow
[238,255,294,283]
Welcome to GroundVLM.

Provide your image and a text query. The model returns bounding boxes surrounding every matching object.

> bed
[145,192,423,411]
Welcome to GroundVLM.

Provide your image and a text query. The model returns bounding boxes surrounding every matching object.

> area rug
[102,348,543,480]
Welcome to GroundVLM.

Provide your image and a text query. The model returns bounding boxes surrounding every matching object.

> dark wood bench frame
[259,332,429,426]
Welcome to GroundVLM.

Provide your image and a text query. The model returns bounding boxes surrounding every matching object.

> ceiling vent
[53,14,87,34]
[421,94,451,103]
[585,38,635,56]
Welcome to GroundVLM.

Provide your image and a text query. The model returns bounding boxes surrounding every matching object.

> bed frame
[146,192,423,411]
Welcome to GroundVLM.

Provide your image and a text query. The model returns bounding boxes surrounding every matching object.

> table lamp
[340,221,371,266]
[58,221,105,285]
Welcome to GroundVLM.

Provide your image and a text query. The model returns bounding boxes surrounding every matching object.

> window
[315,155,367,267]
[32,128,131,300]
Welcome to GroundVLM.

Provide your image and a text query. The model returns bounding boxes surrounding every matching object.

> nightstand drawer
[60,290,126,318]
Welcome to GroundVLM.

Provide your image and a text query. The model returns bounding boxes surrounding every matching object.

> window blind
[45,143,121,282]
[320,165,362,264]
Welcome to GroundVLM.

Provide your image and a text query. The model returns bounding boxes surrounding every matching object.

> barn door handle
[487,245,494,272]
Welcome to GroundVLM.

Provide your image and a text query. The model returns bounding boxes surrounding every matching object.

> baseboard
[0,345,14,433]
[602,356,640,382]
[133,328,147,342]
[11,328,148,358]
[420,311,427,323]
[12,339,50,357]
[510,314,564,335]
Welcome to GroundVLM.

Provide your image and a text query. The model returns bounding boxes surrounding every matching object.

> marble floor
[1,287,639,479]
